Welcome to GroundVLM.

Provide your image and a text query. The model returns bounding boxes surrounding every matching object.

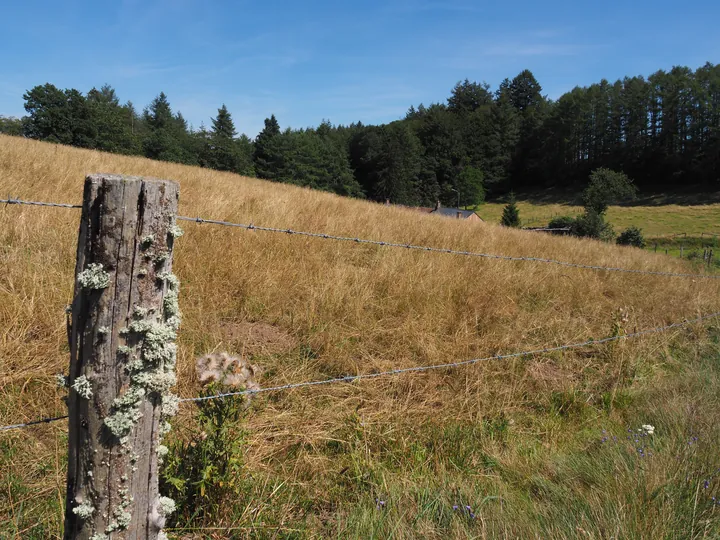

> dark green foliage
[456,166,485,207]
[142,93,196,164]
[161,383,248,523]
[15,60,720,202]
[547,216,576,233]
[571,210,615,241]
[0,116,23,136]
[500,192,521,227]
[583,168,637,214]
[617,226,646,248]
[86,85,138,154]
[200,104,254,175]
[253,114,281,179]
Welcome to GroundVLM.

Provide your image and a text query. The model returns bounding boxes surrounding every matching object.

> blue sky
[1,0,718,137]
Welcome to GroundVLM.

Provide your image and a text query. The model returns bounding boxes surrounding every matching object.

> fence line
[1,197,82,209]
[3,196,719,280]
[0,414,69,432]
[2,310,718,432]
[177,215,720,280]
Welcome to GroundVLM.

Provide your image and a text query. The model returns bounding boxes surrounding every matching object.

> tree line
[1,62,718,206]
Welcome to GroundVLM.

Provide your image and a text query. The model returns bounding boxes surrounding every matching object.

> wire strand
[0,415,68,432]
[177,215,720,280]
[0,197,82,209]
[2,311,717,431]
[179,310,720,404]
[1,197,718,280]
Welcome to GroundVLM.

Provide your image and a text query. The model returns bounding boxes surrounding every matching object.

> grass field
[2,135,720,538]
[477,200,720,238]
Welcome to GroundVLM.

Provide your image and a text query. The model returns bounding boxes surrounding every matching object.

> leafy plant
[161,382,249,524]
[617,226,646,248]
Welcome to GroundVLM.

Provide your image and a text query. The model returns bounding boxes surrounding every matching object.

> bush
[617,226,645,248]
[547,216,575,234]
[572,211,615,241]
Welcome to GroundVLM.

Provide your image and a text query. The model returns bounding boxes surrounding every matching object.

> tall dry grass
[1,135,719,537]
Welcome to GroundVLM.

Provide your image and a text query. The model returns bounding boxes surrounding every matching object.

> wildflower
[704,480,710,489]
[375,498,386,509]
[640,424,655,435]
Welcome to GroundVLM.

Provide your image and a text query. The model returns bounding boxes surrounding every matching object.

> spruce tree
[500,192,521,227]
[208,104,239,171]
[254,115,281,179]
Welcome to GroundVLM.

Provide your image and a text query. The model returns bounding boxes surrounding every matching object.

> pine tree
[500,192,521,227]
[254,115,281,179]
[207,104,239,171]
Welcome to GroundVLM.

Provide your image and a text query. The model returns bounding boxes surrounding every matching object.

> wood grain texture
[64,174,179,540]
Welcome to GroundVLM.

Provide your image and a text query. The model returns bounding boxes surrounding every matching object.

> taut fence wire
[2,310,718,432]
[2,196,718,280]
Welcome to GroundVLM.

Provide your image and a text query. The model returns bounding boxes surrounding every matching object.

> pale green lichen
[55,374,69,388]
[118,345,132,355]
[133,305,150,319]
[169,224,184,238]
[131,371,176,394]
[159,421,172,436]
[97,326,109,336]
[112,386,145,409]
[72,501,94,519]
[153,250,169,264]
[157,272,179,290]
[161,393,180,417]
[78,263,110,290]
[90,534,108,540]
[72,375,93,399]
[137,268,148,277]
[158,531,168,540]
[140,234,155,249]
[115,508,132,529]
[158,497,176,516]
[104,408,143,438]
[157,444,169,463]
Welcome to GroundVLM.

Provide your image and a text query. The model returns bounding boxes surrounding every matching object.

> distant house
[385,200,483,221]
[430,201,483,222]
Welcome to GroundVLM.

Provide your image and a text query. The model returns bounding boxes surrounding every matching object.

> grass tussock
[1,135,720,538]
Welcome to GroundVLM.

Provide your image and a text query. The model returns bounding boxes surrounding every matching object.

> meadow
[1,135,720,538]
[477,199,720,238]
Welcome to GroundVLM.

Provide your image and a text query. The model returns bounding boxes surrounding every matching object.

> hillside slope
[1,135,720,538]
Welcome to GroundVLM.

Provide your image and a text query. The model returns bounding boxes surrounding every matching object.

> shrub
[547,216,575,234]
[572,211,615,241]
[617,226,646,248]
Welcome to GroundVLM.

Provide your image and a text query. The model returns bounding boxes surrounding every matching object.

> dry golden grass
[1,135,720,538]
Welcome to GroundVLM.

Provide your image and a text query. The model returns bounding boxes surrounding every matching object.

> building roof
[431,207,479,219]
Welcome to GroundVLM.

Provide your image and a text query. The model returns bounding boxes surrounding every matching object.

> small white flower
[640,424,655,435]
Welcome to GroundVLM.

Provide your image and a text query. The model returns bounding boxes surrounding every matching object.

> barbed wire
[179,310,720,404]
[0,414,68,432]
[1,196,718,280]
[1,310,717,431]
[177,215,720,280]
[0,197,82,209]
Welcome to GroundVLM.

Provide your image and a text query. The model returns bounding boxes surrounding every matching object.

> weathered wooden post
[680,245,684,258]
[64,174,182,540]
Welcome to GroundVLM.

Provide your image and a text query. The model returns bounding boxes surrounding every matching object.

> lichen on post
[64,174,181,540]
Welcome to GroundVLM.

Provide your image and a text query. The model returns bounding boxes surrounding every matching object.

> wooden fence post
[64,174,181,540]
